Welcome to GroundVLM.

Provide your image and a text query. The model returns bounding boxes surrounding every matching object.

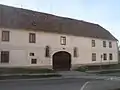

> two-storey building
[0,4,118,70]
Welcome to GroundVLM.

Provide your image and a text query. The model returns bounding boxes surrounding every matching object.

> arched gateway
[52,51,71,71]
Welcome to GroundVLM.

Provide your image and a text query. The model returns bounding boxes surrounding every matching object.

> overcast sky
[0,0,120,41]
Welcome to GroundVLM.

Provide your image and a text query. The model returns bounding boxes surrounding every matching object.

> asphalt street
[0,78,120,90]
[0,78,91,90]
[82,80,120,90]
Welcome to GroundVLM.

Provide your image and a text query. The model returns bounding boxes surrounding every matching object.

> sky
[0,0,120,41]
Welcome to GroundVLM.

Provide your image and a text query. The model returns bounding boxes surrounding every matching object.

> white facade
[0,28,118,69]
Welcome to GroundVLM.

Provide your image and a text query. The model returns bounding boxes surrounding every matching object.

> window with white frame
[109,42,112,48]
[103,53,107,60]
[1,51,9,63]
[31,59,37,64]
[29,33,36,43]
[92,53,96,61]
[60,36,66,45]
[103,41,106,47]
[109,53,113,60]
[92,40,95,47]
[29,52,34,56]
[2,31,10,41]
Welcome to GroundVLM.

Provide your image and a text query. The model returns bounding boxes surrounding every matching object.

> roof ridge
[0,4,117,41]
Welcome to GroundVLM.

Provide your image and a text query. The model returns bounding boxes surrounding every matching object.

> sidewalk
[0,73,62,80]
[86,69,120,73]
[1,71,120,81]
[58,71,120,80]
[0,73,57,76]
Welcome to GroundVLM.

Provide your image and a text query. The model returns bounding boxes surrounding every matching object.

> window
[109,53,113,60]
[29,53,34,56]
[92,53,96,61]
[1,51,9,63]
[103,53,107,60]
[109,42,112,48]
[29,33,36,43]
[60,36,66,45]
[2,31,10,41]
[45,46,50,57]
[74,47,78,57]
[31,59,37,64]
[103,41,106,47]
[92,40,95,47]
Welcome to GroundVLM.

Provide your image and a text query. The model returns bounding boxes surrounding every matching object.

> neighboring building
[0,4,118,70]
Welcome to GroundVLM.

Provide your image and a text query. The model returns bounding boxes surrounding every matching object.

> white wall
[0,28,118,68]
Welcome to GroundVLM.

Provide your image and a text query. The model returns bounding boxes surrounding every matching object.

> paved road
[0,78,120,90]
[0,78,91,90]
[82,80,120,90]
